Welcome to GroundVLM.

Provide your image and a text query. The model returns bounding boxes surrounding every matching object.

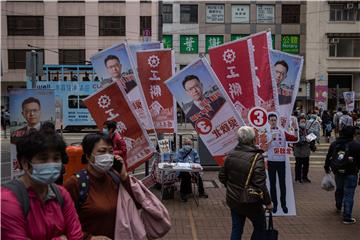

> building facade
[161,1,307,109]
[306,1,360,112]
[1,0,159,106]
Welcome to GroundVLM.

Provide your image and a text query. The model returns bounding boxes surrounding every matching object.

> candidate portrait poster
[269,49,304,129]
[250,31,278,113]
[165,58,244,166]
[315,85,328,110]
[209,37,257,124]
[9,89,55,178]
[90,43,154,132]
[136,49,176,134]
[83,82,156,171]
[343,91,355,112]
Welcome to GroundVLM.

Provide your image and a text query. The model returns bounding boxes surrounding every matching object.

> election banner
[83,82,156,171]
[9,89,55,179]
[209,37,257,124]
[90,43,154,132]
[128,41,162,67]
[250,31,278,113]
[136,49,176,134]
[343,91,355,112]
[269,49,304,129]
[315,85,328,110]
[165,58,244,166]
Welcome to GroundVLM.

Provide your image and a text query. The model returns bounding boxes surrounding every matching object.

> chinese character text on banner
[209,38,258,124]
[137,49,177,134]
[165,58,244,166]
[83,82,155,171]
[90,43,154,132]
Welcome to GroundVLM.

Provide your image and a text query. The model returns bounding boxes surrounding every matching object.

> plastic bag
[321,173,335,191]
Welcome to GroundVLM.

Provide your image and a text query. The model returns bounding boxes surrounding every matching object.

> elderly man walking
[219,126,272,240]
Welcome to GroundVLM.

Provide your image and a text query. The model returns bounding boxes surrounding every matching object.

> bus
[27,64,101,131]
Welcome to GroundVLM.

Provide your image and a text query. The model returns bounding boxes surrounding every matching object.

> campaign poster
[9,89,55,178]
[250,31,278,113]
[269,49,304,129]
[165,58,244,166]
[90,43,154,132]
[209,37,257,124]
[128,42,162,67]
[343,91,355,112]
[315,85,328,110]
[264,112,297,216]
[136,49,176,134]
[83,82,156,171]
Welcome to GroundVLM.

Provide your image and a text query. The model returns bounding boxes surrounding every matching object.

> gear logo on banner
[222,49,236,64]
[148,55,160,68]
[98,95,111,109]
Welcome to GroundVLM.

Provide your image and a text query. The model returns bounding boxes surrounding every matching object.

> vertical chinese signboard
[180,35,198,54]
[281,35,300,54]
[136,49,176,134]
[162,35,173,49]
[205,35,224,53]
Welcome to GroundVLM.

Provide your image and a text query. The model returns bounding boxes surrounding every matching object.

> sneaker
[302,178,311,183]
[282,206,288,214]
[295,179,303,184]
[199,193,208,198]
[343,218,356,224]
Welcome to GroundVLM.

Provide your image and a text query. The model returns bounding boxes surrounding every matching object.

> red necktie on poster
[136,49,177,134]
[209,38,257,124]
[83,82,155,171]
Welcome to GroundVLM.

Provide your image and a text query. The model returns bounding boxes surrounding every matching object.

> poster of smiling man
[9,89,55,178]
[90,43,154,132]
[269,50,303,129]
[165,58,244,166]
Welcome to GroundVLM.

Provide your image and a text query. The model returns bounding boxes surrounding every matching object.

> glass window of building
[99,16,126,36]
[180,5,198,23]
[59,16,85,36]
[329,38,360,57]
[59,49,85,64]
[282,5,300,24]
[8,49,44,69]
[329,4,355,21]
[206,4,224,23]
[163,4,173,23]
[7,16,44,36]
[140,16,152,36]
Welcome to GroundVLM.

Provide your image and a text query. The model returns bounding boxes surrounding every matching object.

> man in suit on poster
[274,60,293,105]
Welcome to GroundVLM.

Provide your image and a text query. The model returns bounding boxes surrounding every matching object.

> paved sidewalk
[158,166,360,240]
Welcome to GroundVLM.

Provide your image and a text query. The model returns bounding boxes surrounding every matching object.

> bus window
[79,95,88,109]
[68,95,79,109]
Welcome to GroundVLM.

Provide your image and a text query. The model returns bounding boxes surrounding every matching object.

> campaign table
[158,162,203,206]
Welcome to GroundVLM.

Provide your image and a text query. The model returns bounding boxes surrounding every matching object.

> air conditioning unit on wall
[345,3,354,9]
[330,38,339,44]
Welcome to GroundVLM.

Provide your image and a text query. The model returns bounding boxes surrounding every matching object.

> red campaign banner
[250,31,278,113]
[136,49,176,134]
[83,82,156,171]
[209,38,257,124]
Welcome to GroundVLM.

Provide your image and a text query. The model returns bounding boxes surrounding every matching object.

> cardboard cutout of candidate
[101,55,137,93]
[183,75,225,123]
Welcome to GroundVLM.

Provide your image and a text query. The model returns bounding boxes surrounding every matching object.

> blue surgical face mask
[183,145,192,151]
[29,162,62,185]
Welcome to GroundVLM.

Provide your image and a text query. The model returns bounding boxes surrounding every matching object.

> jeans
[230,209,266,240]
[334,174,358,220]
[295,157,309,180]
[268,161,286,208]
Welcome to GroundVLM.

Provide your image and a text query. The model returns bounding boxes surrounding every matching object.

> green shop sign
[162,35,173,49]
[230,34,248,41]
[180,35,198,54]
[205,35,224,53]
[281,35,300,54]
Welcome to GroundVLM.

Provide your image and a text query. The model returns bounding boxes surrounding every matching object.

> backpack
[75,169,121,208]
[325,123,332,133]
[3,179,64,217]
[330,142,352,173]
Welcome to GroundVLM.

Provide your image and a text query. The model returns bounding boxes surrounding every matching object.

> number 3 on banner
[195,118,212,135]
[248,107,268,128]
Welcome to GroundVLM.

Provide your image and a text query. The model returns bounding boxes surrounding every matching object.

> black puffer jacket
[219,143,271,216]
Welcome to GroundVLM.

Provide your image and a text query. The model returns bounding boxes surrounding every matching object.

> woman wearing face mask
[64,133,139,240]
[1,129,83,239]
[293,116,312,183]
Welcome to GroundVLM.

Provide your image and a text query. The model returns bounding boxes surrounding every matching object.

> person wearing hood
[176,138,208,202]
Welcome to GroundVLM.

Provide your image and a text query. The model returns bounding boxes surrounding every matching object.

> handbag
[238,153,264,203]
[265,212,278,240]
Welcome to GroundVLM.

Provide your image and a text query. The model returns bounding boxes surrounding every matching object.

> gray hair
[237,126,255,145]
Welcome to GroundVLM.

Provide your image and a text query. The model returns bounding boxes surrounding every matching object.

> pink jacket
[1,185,83,240]
[114,176,171,240]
